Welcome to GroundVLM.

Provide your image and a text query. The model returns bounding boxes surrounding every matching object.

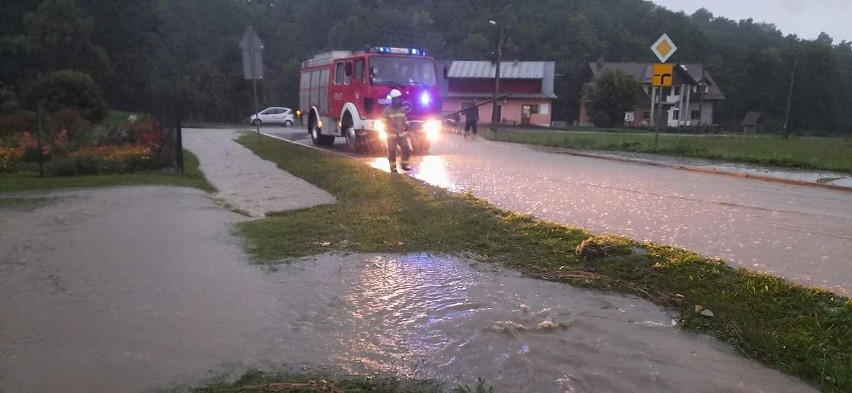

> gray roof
[443,60,556,99]
[589,62,725,100]
[445,92,558,99]
[590,62,650,82]
[449,61,549,79]
[741,111,762,126]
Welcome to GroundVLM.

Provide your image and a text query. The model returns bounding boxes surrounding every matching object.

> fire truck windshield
[369,56,437,87]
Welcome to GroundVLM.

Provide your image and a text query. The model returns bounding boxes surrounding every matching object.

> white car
[248,107,295,126]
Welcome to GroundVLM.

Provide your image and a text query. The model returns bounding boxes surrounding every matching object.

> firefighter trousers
[387,133,411,170]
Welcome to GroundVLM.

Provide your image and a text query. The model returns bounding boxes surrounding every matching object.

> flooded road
[264,127,852,295]
[0,186,817,392]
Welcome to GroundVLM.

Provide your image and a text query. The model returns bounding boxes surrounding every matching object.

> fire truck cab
[299,46,442,154]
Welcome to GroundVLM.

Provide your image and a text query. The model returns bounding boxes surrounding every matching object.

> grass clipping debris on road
[237,133,851,393]
[190,370,492,393]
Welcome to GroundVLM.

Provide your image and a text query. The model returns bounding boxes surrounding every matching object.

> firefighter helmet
[388,89,402,99]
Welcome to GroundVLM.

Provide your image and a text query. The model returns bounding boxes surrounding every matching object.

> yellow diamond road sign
[651,33,677,63]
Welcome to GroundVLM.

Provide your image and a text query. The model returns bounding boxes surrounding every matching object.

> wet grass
[237,134,851,393]
[485,129,852,173]
[0,150,215,193]
[184,370,491,393]
[0,196,54,209]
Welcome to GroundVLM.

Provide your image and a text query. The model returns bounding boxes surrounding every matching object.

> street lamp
[489,20,504,129]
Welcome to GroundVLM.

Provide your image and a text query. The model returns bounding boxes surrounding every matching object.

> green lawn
[486,129,852,173]
[236,133,851,393]
[0,150,215,193]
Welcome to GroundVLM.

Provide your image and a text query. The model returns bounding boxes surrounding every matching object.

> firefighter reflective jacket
[382,106,407,135]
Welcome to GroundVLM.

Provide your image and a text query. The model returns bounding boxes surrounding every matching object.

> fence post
[36,107,44,177]
[175,116,184,174]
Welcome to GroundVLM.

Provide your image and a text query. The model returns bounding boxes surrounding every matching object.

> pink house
[440,60,557,126]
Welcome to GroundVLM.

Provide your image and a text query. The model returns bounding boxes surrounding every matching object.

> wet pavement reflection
[0,186,817,392]
[265,127,852,294]
[358,132,851,295]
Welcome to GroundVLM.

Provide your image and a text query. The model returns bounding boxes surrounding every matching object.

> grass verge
[237,134,851,393]
[0,197,54,209]
[0,150,215,193]
[186,370,492,393]
[485,129,852,173]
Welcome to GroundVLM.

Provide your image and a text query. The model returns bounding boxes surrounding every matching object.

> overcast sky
[650,0,852,43]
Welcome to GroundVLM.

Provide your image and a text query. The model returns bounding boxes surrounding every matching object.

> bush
[47,108,94,148]
[22,70,107,123]
[591,111,615,128]
[43,158,78,176]
[0,113,33,140]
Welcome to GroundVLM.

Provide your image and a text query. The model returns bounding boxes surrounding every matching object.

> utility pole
[489,21,504,131]
[698,67,705,126]
[783,49,800,139]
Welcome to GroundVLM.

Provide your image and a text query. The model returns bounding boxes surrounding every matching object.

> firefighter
[383,89,411,172]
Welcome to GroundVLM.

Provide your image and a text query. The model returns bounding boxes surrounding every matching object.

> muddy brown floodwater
[0,187,817,393]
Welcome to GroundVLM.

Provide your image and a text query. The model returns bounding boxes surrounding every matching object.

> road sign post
[650,34,677,150]
[240,26,264,134]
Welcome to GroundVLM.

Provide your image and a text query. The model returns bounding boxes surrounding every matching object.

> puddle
[0,187,817,393]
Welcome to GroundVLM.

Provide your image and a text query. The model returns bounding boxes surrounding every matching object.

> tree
[22,0,110,80]
[585,70,644,128]
[1,0,850,132]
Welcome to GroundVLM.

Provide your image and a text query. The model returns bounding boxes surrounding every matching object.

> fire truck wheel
[309,120,335,146]
[345,127,364,153]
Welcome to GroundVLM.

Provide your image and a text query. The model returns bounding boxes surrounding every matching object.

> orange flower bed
[68,145,152,173]
[0,146,23,173]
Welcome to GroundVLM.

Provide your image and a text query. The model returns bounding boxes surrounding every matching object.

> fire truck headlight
[374,120,388,140]
[424,119,441,142]
[419,93,431,106]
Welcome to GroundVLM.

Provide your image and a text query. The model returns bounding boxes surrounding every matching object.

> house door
[521,105,533,126]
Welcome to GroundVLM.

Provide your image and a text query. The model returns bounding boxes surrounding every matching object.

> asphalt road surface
[265,126,852,295]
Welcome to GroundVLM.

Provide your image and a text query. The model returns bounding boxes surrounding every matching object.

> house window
[643,110,650,120]
[691,110,700,120]
[528,104,540,114]
[540,103,549,115]
[334,62,345,84]
[693,84,711,94]
[672,110,679,120]
[673,86,680,95]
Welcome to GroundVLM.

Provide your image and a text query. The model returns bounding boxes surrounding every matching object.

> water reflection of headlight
[374,120,388,140]
[415,155,455,190]
[424,119,441,142]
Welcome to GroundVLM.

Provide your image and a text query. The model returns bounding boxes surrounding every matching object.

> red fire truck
[299,46,442,154]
